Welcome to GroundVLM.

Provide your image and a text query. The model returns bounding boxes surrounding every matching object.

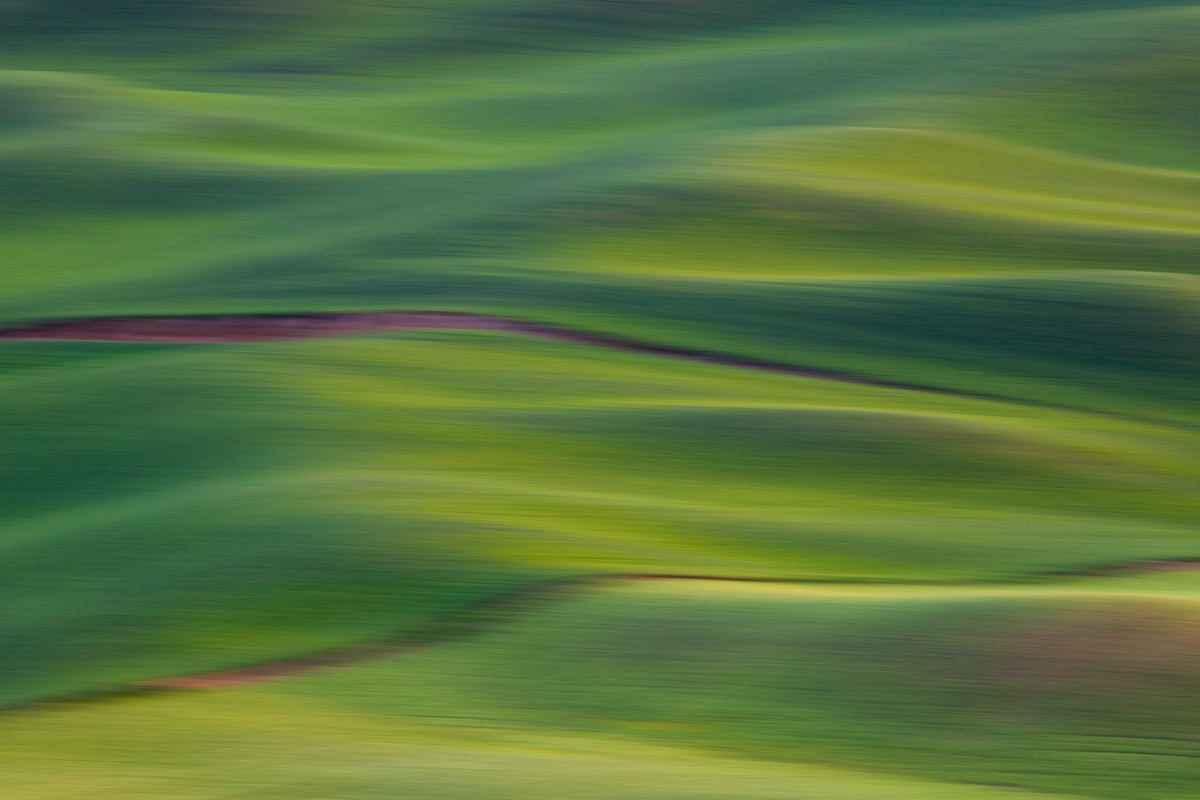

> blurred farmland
[2,2,1200,798]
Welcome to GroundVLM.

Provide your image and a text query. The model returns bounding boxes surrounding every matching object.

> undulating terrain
[2,2,1200,798]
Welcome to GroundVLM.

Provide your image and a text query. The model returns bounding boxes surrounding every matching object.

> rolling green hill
[2,2,1199,799]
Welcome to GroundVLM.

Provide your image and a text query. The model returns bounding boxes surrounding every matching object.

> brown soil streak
[2,314,1193,696]
[0,311,1014,404]
[134,564,1200,691]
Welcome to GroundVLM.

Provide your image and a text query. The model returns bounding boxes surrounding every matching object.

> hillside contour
[2,3,1200,799]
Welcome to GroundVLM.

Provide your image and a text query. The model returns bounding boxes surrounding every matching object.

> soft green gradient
[0,688,1079,800]
[261,577,1200,799]
[3,2,1200,799]
[1,332,1199,707]
[7,576,1200,799]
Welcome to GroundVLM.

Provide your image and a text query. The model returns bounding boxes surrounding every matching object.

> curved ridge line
[5,559,1199,711]
[100,560,1200,692]
[0,310,1047,408]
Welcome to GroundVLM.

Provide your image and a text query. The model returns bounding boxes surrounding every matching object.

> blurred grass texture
[3,2,1200,798]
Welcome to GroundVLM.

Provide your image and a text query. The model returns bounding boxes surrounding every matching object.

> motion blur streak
[2,2,1199,799]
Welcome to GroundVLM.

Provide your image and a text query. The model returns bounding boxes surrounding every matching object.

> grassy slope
[4,331,1200,705]
[2,2,1200,799]
[7,575,1200,799]
[0,9,1198,421]
[0,689,1080,800]
[261,576,1200,800]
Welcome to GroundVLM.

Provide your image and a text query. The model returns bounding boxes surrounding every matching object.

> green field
[2,2,1200,798]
